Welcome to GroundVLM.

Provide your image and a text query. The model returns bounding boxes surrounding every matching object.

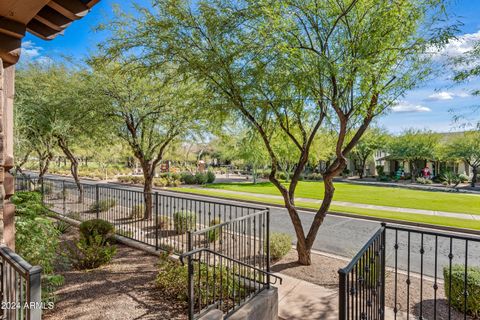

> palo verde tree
[387,129,439,181]
[89,60,207,219]
[443,131,480,187]
[15,63,104,200]
[100,0,452,264]
[350,128,388,178]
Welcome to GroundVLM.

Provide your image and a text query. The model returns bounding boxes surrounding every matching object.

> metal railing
[0,245,42,320]
[338,226,386,320]
[16,175,266,255]
[339,223,480,319]
[179,248,282,319]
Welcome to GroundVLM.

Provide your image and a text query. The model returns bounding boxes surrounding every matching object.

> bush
[268,232,292,260]
[130,204,144,219]
[416,177,433,185]
[376,175,390,182]
[11,191,48,217]
[444,265,480,317]
[206,171,216,184]
[156,253,247,302]
[157,216,171,229]
[207,218,222,242]
[305,173,323,181]
[66,233,116,270]
[195,172,208,185]
[173,210,196,234]
[180,172,197,184]
[117,176,144,184]
[79,219,115,244]
[376,165,385,177]
[442,171,462,187]
[89,199,116,212]
[459,173,469,183]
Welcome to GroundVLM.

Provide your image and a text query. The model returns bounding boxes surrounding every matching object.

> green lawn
[171,187,480,231]
[202,181,480,215]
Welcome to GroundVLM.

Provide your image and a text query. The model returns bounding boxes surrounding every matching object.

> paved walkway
[277,274,406,320]
[196,187,480,221]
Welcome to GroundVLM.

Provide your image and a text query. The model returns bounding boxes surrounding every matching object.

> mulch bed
[273,250,476,320]
[44,227,187,320]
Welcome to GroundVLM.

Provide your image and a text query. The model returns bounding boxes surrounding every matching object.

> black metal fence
[179,248,281,319]
[338,226,386,320]
[0,245,42,320]
[339,223,480,320]
[15,175,274,319]
[16,175,267,256]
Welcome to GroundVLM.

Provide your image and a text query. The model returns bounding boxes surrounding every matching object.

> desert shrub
[195,172,208,185]
[157,215,171,229]
[156,253,247,302]
[207,218,222,242]
[79,219,115,243]
[268,232,292,260]
[173,210,196,234]
[277,172,290,180]
[180,172,197,184]
[11,191,48,217]
[67,211,81,221]
[117,176,144,184]
[53,220,71,234]
[305,173,323,181]
[459,174,469,183]
[206,171,216,184]
[130,204,144,219]
[442,171,462,187]
[66,233,116,270]
[416,177,433,184]
[376,165,385,177]
[14,195,63,303]
[89,198,116,212]
[153,177,168,187]
[376,175,390,182]
[444,265,480,316]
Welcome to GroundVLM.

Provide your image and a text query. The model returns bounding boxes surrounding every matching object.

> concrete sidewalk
[277,273,406,320]
[197,187,480,221]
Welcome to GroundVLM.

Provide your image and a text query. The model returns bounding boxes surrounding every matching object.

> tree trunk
[472,167,478,188]
[142,163,154,220]
[58,138,83,202]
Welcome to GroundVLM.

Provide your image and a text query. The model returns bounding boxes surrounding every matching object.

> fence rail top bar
[190,209,269,236]
[338,226,385,275]
[37,175,265,211]
[179,247,282,285]
[0,245,42,277]
[384,222,480,242]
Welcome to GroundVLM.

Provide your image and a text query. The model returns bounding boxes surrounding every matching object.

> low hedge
[79,219,115,243]
[268,232,292,260]
[444,264,480,317]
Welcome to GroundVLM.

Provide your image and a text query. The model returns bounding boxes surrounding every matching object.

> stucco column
[0,58,15,249]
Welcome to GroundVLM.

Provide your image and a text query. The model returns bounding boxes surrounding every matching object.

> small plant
[173,210,196,234]
[416,177,432,185]
[157,215,171,229]
[66,233,117,270]
[53,220,71,234]
[158,243,174,253]
[130,204,144,219]
[207,218,222,242]
[441,171,462,188]
[444,264,480,316]
[206,171,216,184]
[180,172,197,185]
[79,219,115,244]
[67,211,81,221]
[89,199,116,212]
[268,232,292,261]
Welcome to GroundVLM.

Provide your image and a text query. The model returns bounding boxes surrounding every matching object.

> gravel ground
[273,250,476,320]
[44,228,187,320]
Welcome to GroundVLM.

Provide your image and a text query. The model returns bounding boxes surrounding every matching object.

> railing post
[41,178,45,203]
[95,184,100,219]
[27,266,42,320]
[155,192,159,251]
[338,269,347,320]
[380,223,387,319]
[266,207,271,287]
[187,231,194,320]
[62,180,66,215]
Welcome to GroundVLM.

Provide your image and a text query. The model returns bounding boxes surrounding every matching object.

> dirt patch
[44,228,187,320]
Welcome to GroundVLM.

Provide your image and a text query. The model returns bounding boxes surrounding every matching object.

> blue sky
[21,0,480,134]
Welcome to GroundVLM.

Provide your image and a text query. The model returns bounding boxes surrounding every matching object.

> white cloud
[426,91,470,101]
[21,41,42,60]
[429,30,480,60]
[391,102,431,113]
